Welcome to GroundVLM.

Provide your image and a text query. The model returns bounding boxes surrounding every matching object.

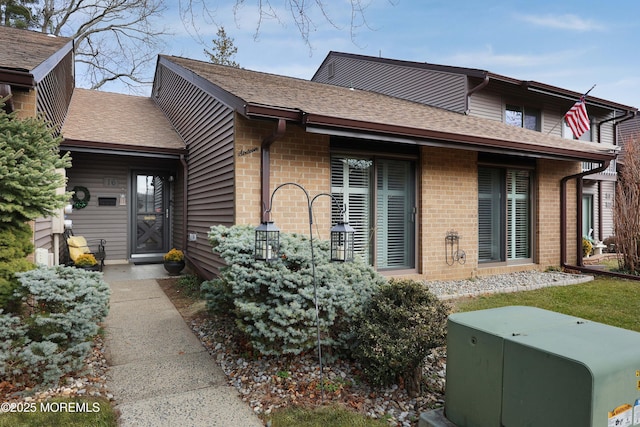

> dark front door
[131,172,170,262]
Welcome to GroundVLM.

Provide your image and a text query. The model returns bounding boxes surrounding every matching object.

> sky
[102,0,640,108]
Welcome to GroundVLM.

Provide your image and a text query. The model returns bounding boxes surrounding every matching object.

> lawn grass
[453,276,640,331]
[0,397,117,427]
[265,405,390,427]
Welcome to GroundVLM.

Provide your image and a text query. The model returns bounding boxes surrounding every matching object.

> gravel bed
[1,334,113,404]
[189,270,592,426]
[425,270,593,300]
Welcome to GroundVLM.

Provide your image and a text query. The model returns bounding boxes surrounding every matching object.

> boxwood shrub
[352,278,449,397]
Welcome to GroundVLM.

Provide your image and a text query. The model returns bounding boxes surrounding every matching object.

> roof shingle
[0,26,72,73]
[163,55,618,162]
[62,88,185,152]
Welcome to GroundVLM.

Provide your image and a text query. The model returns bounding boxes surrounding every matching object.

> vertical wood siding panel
[153,63,236,277]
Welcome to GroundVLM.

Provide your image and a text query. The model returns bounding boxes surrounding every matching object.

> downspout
[597,110,635,145]
[465,74,489,115]
[261,119,286,222]
[560,160,610,269]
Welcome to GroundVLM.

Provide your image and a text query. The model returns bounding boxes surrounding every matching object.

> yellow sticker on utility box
[608,403,632,427]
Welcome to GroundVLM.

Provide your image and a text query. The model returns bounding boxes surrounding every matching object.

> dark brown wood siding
[313,55,468,112]
[36,51,74,134]
[32,51,75,259]
[152,62,235,278]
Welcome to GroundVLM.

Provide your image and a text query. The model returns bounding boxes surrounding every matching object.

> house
[143,55,620,280]
[2,24,630,281]
[60,89,186,265]
[311,51,637,245]
[0,26,74,264]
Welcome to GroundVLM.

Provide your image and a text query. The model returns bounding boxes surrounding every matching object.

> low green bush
[0,224,35,312]
[202,225,386,357]
[0,266,110,388]
[352,278,449,397]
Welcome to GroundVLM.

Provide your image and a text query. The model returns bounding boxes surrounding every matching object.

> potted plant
[163,248,185,275]
[75,253,99,271]
[582,237,593,258]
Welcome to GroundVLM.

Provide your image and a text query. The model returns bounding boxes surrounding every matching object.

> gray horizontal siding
[34,217,53,252]
[65,152,178,263]
[314,56,467,112]
[153,61,236,278]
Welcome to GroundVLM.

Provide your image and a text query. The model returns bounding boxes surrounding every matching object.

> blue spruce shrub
[0,266,110,388]
[203,224,386,357]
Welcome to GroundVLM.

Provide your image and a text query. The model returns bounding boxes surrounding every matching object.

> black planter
[77,264,100,271]
[164,260,185,275]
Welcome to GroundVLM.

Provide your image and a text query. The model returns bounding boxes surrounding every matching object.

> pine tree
[204,26,240,68]
[0,102,71,227]
[0,100,71,310]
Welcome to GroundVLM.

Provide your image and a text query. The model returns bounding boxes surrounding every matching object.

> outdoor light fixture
[330,221,355,262]
[253,182,354,402]
[254,221,280,262]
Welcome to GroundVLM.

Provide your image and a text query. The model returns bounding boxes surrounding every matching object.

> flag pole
[546,84,596,135]
[582,84,596,98]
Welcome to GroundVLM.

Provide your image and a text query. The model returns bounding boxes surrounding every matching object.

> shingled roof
[61,88,185,156]
[0,26,73,86]
[161,55,618,162]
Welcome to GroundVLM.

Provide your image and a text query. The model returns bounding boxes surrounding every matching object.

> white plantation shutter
[331,157,372,263]
[507,170,530,260]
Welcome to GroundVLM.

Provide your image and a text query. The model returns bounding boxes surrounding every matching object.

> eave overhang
[61,139,187,159]
[244,103,617,163]
[0,39,73,88]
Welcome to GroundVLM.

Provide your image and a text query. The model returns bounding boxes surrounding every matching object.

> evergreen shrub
[202,225,386,357]
[0,266,110,388]
[352,278,449,397]
[0,223,35,311]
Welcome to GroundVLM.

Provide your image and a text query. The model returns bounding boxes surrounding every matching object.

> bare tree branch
[36,0,168,89]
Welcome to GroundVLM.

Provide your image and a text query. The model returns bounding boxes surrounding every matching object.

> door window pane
[478,167,531,263]
[478,167,504,262]
[376,159,415,269]
[135,174,166,253]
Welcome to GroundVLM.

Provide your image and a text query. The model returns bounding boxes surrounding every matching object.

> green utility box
[445,306,640,427]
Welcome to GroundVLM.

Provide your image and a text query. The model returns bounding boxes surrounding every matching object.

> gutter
[597,110,636,145]
[261,119,286,222]
[560,160,611,270]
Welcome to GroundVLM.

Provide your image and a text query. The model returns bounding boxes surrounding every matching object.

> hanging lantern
[330,222,355,262]
[254,221,280,261]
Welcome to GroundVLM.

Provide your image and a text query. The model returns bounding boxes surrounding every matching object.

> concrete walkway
[103,264,263,427]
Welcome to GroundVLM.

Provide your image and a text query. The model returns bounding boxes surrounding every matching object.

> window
[331,155,416,270]
[582,194,594,239]
[562,120,592,141]
[505,104,541,131]
[478,166,532,263]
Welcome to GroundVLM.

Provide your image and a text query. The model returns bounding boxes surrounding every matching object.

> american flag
[564,96,590,139]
